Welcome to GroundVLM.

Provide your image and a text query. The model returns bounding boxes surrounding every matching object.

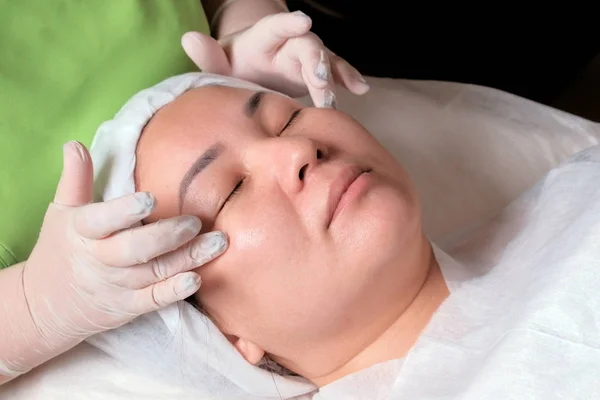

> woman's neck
[312,248,449,387]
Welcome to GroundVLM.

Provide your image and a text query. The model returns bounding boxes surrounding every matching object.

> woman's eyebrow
[245,91,265,117]
[179,142,224,212]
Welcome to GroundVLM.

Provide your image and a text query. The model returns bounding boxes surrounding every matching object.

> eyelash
[221,109,301,210]
[225,178,244,204]
[279,109,301,135]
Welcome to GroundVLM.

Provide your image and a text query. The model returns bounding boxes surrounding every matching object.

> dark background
[286,1,600,121]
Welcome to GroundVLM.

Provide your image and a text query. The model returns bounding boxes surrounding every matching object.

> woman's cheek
[232,225,267,252]
[226,198,285,252]
[227,214,287,269]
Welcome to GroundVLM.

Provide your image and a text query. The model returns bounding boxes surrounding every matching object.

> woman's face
[135,85,425,379]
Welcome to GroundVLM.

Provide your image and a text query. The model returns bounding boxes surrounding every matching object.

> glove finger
[74,192,156,240]
[302,66,337,109]
[54,141,94,207]
[133,271,201,314]
[92,215,202,267]
[328,50,370,95]
[299,49,337,109]
[287,35,336,108]
[283,33,328,91]
[181,32,232,76]
[116,231,228,289]
[250,11,312,55]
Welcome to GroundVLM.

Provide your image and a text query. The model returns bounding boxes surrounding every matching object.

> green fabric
[0,0,209,268]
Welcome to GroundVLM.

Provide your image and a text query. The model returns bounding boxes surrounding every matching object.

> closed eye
[220,178,244,211]
[279,109,302,135]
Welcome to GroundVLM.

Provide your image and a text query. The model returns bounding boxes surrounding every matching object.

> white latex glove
[181,11,369,108]
[12,142,227,375]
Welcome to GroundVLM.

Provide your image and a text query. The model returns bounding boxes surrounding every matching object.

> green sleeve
[0,0,209,268]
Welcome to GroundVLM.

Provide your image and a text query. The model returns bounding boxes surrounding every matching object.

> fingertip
[181,31,202,51]
[145,192,156,208]
[182,31,202,42]
[323,88,338,109]
[352,82,371,95]
[291,10,312,30]
[140,271,203,312]
[62,140,76,158]
[292,10,311,20]
[212,230,229,249]
[331,56,370,96]
[355,74,370,93]
[181,31,231,75]
[309,88,337,109]
[132,192,156,216]
[204,230,229,257]
[344,73,370,95]
[274,11,310,36]
[175,272,202,297]
[182,215,203,235]
[55,141,94,206]
[63,140,88,164]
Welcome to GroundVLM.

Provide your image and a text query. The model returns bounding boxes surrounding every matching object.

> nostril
[299,164,308,180]
[316,149,324,159]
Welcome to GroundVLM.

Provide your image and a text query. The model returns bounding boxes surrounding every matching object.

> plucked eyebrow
[179,142,224,211]
[245,91,265,117]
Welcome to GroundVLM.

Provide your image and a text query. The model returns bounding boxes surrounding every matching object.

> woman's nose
[251,137,327,194]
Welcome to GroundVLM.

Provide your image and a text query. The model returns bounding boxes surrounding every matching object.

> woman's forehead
[159,85,255,122]
[142,85,257,147]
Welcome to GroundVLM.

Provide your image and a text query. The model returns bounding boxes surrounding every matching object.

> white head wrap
[87,72,317,399]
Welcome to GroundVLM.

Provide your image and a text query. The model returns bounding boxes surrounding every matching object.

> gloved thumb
[182,32,232,76]
[53,141,94,207]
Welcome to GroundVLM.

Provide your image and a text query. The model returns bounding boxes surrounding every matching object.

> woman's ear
[225,333,265,364]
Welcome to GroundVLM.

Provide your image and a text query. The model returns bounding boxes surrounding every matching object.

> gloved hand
[181,11,369,108]
[19,142,227,369]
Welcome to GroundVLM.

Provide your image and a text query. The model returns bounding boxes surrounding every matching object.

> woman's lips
[326,166,371,227]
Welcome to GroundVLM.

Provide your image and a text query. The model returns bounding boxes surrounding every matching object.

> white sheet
[315,144,600,399]
[2,77,599,399]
